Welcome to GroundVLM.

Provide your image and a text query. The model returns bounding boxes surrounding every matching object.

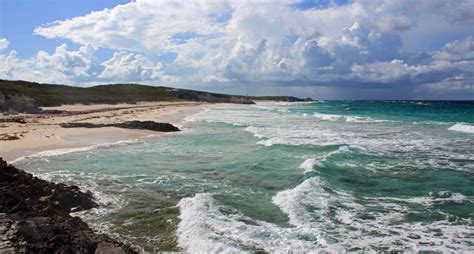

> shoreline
[1,101,222,163]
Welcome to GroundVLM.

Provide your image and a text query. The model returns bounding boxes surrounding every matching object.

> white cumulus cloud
[0,38,9,51]
[99,51,165,81]
[0,0,472,98]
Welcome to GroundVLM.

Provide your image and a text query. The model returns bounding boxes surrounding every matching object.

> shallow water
[14,101,474,252]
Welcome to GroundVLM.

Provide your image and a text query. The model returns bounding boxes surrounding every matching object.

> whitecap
[244,126,265,138]
[272,177,474,252]
[313,113,343,121]
[313,112,391,123]
[448,123,474,134]
[177,193,324,253]
[298,158,316,173]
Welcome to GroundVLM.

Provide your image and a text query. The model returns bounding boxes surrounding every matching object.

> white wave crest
[251,105,289,113]
[448,123,474,133]
[314,112,390,123]
[272,176,474,252]
[365,190,471,206]
[184,109,210,122]
[313,113,343,121]
[298,158,316,173]
[177,193,326,253]
[244,126,265,138]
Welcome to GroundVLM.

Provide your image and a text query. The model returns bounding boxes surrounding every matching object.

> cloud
[0,0,472,98]
[34,1,230,53]
[0,43,167,85]
[0,38,9,50]
[35,43,99,80]
[433,36,474,61]
[99,51,164,81]
[0,44,97,84]
[350,56,474,89]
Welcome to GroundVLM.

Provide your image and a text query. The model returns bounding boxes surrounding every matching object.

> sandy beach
[0,101,215,162]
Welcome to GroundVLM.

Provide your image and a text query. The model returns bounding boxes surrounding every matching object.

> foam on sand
[11,139,140,164]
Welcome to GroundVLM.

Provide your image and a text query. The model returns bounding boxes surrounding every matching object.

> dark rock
[0,134,20,141]
[0,92,41,114]
[0,117,27,124]
[0,158,138,253]
[60,123,102,129]
[115,121,180,132]
[0,160,97,213]
[61,121,180,132]
[40,109,64,115]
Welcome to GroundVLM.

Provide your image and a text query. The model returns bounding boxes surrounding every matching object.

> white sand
[0,102,219,162]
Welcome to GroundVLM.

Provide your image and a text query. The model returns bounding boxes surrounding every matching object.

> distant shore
[0,101,223,162]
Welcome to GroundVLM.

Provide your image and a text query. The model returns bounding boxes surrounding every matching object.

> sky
[1,0,474,100]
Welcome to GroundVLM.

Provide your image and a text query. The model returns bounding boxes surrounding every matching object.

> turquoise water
[14,101,474,252]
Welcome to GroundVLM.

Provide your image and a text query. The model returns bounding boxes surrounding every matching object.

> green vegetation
[0,80,183,106]
[0,79,310,113]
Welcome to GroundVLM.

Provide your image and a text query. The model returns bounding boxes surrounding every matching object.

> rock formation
[0,158,138,253]
[60,121,180,132]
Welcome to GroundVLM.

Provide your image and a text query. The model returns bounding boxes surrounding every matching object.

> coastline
[1,101,219,163]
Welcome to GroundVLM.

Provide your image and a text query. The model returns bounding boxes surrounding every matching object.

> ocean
[13,101,474,252]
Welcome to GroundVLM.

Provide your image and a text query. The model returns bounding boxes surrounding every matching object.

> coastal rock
[61,121,180,132]
[0,159,97,213]
[0,134,20,141]
[114,121,180,132]
[0,158,138,253]
[0,116,27,124]
[0,92,41,114]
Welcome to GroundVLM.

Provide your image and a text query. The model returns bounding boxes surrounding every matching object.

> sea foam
[177,193,320,253]
[448,123,474,133]
[314,112,390,123]
[11,139,140,163]
[272,176,474,252]
[298,158,316,173]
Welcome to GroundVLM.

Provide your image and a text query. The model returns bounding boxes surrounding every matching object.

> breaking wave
[448,123,474,134]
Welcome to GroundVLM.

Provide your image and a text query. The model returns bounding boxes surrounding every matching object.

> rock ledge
[60,121,180,132]
[0,158,138,254]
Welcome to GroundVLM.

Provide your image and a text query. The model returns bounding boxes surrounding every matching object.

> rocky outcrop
[0,158,138,253]
[0,92,41,114]
[61,121,180,132]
